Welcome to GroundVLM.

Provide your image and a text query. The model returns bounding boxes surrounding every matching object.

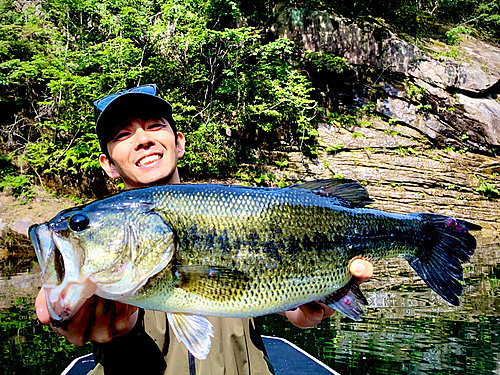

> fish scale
[29,179,481,360]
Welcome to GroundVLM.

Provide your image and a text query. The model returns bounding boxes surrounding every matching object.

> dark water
[1,232,499,375]
[0,235,92,375]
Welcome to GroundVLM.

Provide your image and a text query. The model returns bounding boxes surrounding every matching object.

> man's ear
[176,132,186,159]
[99,154,121,179]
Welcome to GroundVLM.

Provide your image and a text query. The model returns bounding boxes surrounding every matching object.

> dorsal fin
[290,179,373,208]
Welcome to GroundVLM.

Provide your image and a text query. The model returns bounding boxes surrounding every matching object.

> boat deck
[61,336,340,375]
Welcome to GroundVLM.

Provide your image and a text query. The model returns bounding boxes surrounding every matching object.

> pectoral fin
[167,313,214,360]
[318,277,367,321]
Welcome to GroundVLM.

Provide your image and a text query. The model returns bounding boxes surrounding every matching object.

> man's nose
[134,128,155,150]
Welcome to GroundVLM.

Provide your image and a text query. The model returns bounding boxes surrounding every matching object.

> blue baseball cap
[94,84,176,156]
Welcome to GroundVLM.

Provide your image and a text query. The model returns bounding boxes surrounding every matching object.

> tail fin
[405,214,481,306]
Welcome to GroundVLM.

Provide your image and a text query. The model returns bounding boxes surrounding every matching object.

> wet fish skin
[29,179,481,359]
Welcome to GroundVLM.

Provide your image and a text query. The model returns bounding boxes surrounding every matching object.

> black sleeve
[92,309,167,375]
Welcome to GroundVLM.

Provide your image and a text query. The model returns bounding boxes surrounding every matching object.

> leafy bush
[0,155,35,200]
[302,52,351,74]
[0,0,318,184]
[0,174,30,195]
[445,25,473,44]
[477,181,500,199]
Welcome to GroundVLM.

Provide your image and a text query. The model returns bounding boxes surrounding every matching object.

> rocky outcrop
[261,142,500,230]
[274,8,500,152]
[265,9,500,231]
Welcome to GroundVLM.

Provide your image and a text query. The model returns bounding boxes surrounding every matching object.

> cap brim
[95,92,174,142]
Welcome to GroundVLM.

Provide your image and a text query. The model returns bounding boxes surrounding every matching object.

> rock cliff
[265,8,500,230]
[275,8,500,152]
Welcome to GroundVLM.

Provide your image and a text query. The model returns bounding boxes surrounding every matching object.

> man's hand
[282,259,373,328]
[35,288,139,346]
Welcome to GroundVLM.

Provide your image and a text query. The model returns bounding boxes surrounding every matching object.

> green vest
[90,310,275,375]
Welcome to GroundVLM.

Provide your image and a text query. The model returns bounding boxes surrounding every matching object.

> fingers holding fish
[285,302,336,328]
[40,295,138,346]
[90,297,118,343]
[282,259,372,328]
[47,295,98,346]
[35,288,50,324]
[88,298,138,342]
[112,302,139,336]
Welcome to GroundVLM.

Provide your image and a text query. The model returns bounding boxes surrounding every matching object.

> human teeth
[138,155,161,167]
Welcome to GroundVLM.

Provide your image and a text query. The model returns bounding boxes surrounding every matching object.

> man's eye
[148,123,166,130]
[114,131,131,141]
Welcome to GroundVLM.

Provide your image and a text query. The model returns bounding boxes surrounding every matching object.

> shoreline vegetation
[1,0,499,199]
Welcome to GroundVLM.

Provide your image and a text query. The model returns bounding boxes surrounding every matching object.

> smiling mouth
[137,154,162,167]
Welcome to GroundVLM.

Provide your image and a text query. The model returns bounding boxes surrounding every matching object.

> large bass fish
[29,179,481,359]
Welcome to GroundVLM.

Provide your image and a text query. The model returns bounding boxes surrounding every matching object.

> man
[35,84,374,374]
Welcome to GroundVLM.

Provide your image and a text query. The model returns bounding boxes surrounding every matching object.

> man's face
[99,117,185,189]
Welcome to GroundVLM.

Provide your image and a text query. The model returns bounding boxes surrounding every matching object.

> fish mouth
[30,223,62,283]
[29,224,44,266]
[45,280,97,322]
[136,153,162,167]
[30,223,96,322]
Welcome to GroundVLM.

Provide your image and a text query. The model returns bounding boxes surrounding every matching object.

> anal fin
[167,312,214,360]
[318,277,368,321]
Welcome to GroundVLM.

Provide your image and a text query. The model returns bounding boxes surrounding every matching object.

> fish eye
[69,214,89,232]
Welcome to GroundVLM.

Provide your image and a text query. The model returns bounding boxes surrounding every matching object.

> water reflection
[0,232,92,375]
[1,232,499,374]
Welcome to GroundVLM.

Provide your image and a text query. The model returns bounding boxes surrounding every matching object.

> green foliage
[439,48,461,59]
[477,180,499,199]
[0,154,15,176]
[445,25,473,44]
[0,174,34,199]
[275,159,289,168]
[395,146,418,156]
[302,52,351,73]
[407,80,426,101]
[327,112,357,128]
[235,166,276,186]
[415,103,432,111]
[358,121,373,127]
[0,155,36,201]
[384,129,400,136]
[0,0,318,184]
[180,121,237,176]
[438,106,455,112]
[324,141,344,153]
